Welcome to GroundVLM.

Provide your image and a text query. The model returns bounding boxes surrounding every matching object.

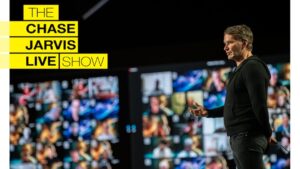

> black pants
[230,132,268,169]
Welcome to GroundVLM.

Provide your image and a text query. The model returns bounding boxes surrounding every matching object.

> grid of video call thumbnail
[10,76,120,169]
[141,63,290,169]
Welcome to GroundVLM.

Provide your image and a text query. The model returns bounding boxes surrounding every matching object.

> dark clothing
[207,56,272,138]
[230,132,268,169]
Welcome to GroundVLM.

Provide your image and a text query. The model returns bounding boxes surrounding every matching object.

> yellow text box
[10,37,78,53]
[24,5,59,20]
[10,21,78,36]
[0,54,9,69]
[10,54,59,69]
[0,22,9,36]
[0,38,9,52]
[60,54,108,69]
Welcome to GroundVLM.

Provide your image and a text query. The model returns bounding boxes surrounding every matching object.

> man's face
[223,34,244,61]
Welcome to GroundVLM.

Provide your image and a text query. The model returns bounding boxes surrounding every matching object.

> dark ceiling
[11,0,290,68]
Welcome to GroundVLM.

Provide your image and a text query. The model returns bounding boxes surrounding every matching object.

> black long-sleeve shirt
[207,56,272,137]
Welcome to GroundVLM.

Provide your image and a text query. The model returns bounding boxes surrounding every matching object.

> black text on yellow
[26,55,57,66]
[25,39,76,50]
[26,23,76,34]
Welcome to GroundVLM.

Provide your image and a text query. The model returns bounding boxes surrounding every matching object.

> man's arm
[243,61,272,137]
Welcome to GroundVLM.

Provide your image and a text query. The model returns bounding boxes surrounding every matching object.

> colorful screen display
[140,63,290,169]
[10,76,120,169]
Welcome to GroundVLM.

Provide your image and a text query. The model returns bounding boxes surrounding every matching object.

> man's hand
[189,102,208,117]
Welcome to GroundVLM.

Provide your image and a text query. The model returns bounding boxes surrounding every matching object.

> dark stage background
[10,0,290,68]
[9,1,290,169]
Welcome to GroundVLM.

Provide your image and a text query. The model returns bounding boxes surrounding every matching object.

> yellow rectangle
[0,54,9,69]
[0,38,9,52]
[60,54,108,69]
[24,5,59,20]
[10,54,59,69]
[10,21,78,36]
[10,37,78,53]
[0,22,9,36]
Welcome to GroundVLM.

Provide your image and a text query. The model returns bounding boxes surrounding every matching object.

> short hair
[224,24,253,51]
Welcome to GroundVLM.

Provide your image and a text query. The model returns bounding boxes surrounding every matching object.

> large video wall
[138,61,290,169]
[9,57,290,169]
[10,76,120,169]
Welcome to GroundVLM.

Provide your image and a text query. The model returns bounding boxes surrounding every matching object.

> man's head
[223,24,253,61]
